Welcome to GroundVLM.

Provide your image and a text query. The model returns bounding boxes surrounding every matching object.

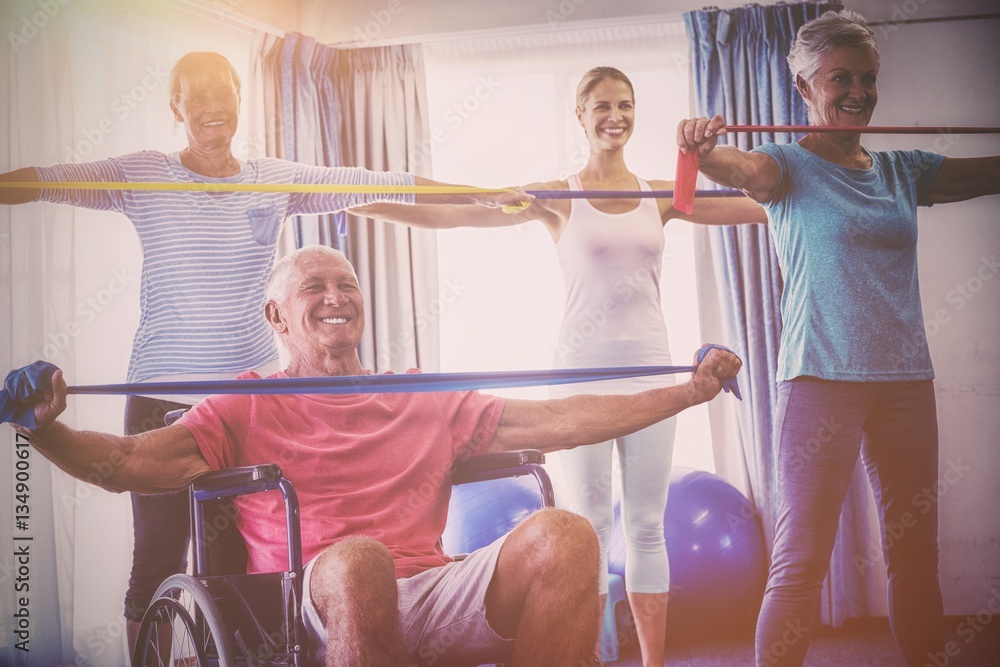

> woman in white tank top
[358,67,766,666]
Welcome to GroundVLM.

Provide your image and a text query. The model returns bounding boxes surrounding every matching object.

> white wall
[857,12,1000,615]
[299,0,685,44]
[298,0,1000,45]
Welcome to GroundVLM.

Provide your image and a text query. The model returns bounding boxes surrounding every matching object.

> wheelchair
[131,413,555,667]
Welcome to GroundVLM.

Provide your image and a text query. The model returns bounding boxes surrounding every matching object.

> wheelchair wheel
[133,574,236,667]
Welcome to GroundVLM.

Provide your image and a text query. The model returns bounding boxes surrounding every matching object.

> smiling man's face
[266,250,367,372]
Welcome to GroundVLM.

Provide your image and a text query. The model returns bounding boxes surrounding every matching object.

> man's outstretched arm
[16,370,211,493]
[486,347,741,454]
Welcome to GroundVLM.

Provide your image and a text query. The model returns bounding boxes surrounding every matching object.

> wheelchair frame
[132,450,554,667]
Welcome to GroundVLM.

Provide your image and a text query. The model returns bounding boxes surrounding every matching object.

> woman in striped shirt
[0,51,525,655]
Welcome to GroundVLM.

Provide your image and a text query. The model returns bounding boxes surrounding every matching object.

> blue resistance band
[66,365,694,396]
[2,346,741,429]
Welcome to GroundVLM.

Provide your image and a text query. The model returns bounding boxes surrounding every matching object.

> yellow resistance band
[0,182,509,195]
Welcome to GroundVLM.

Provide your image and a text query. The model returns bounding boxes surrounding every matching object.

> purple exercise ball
[609,467,767,640]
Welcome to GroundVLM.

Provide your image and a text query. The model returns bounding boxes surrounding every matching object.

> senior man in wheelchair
[17,244,741,667]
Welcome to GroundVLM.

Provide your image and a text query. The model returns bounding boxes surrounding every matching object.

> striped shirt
[35,151,415,383]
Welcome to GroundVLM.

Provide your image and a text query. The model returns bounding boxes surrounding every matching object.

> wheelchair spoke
[134,574,235,667]
[135,598,207,666]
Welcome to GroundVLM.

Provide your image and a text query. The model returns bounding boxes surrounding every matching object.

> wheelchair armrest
[190,464,303,577]
[192,464,284,501]
[452,450,546,486]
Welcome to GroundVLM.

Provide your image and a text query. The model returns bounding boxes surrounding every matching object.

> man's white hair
[264,245,353,305]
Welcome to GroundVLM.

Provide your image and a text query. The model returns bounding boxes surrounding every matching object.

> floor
[608,616,1000,666]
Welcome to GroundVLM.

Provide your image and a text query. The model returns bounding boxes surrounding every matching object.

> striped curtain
[249,34,440,373]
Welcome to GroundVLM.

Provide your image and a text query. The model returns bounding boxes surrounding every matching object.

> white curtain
[334,45,440,373]
[1,1,255,664]
[2,3,79,662]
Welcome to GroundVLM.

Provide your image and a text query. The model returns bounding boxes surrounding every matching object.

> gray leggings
[756,378,943,667]
[556,416,677,594]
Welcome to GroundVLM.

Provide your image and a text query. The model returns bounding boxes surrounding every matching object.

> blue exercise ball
[442,476,543,554]
[608,467,766,641]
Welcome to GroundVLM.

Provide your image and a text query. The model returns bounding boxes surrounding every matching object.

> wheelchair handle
[164,408,186,426]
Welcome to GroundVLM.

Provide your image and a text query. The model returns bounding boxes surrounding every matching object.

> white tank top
[550,174,673,396]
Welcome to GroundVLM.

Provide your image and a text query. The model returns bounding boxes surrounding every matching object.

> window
[423,21,716,473]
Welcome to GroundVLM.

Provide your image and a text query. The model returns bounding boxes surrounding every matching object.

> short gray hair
[264,245,352,304]
[787,10,879,85]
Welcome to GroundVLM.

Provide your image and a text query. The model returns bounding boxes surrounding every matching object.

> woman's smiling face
[577,77,636,151]
[799,45,878,127]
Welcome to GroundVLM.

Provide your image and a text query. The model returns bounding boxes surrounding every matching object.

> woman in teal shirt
[677,10,998,667]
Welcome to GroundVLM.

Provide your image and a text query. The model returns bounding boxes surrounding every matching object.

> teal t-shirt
[752,142,945,382]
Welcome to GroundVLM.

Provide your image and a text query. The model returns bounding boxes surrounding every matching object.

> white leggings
[555,416,676,594]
